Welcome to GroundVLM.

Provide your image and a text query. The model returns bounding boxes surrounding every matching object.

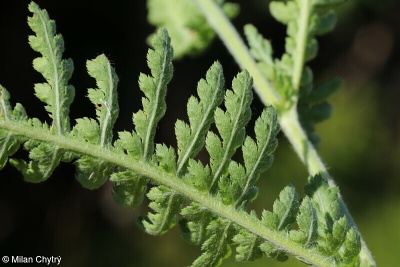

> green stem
[279,107,375,266]
[279,107,327,178]
[194,0,281,107]
[292,0,312,91]
[0,119,332,267]
[195,0,376,266]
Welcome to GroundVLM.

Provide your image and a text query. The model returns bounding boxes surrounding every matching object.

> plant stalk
[194,0,376,265]
[0,119,337,267]
[194,0,282,107]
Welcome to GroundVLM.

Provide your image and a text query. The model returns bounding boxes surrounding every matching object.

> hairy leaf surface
[113,28,173,206]
[0,2,367,267]
[10,2,75,182]
[73,55,119,189]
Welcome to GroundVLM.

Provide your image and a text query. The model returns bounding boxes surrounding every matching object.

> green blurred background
[0,0,399,266]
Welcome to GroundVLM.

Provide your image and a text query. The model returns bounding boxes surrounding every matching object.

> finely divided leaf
[114,28,173,206]
[0,86,27,168]
[259,0,342,144]
[75,157,115,189]
[233,228,263,262]
[305,174,341,235]
[0,3,365,266]
[134,28,173,159]
[338,228,362,266]
[180,202,212,245]
[183,73,280,263]
[306,77,343,104]
[176,61,224,175]
[86,54,119,146]
[114,131,142,158]
[73,55,119,189]
[141,144,181,235]
[235,106,280,207]
[143,61,224,236]
[262,185,299,231]
[290,196,318,245]
[317,216,349,256]
[11,140,63,182]
[269,1,298,24]
[191,219,235,267]
[244,24,273,66]
[140,185,183,235]
[259,241,288,262]
[208,70,253,192]
[244,24,276,86]
[11,2,75,182]
[304,174,362,263]
[278,0,342,145]
[182,70,253,253]
[180,160,213,244]
[111,170,147,207]
[184,159,212,192]
[28,2,75,134]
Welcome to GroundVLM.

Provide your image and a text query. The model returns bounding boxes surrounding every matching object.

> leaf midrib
[0,120,333,267]
[37,10,63,136]
[100,59,115,148]
[176,72,222,175]
[210,87,248,191]
[143,49,168,159]
[235,119,274,207]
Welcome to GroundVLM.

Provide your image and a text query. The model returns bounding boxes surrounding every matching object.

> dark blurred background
[0,0,399,266]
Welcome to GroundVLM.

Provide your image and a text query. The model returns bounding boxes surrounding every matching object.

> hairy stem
[279,107,375,266]
[0,119,334,267]
[194,0,376,265]
[194,0,281,107]
[292,0,312,91]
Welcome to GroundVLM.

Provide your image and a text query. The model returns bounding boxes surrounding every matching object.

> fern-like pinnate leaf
[0,3,370,267]
[235,106,279,207]
[183,76,280,266]
[208,71,253,193]
[27,2,75,134]
[73,55,119,189]
[233,223,264,262]
[289,196,318,246]
[176,61,225,174]
[147,0,239,59]
[262,185,300,232]
[140,144,182,235]
[86,55,119,147]
[217,106,279,208]
[112,28,173,207]
[191,219,235,267]
[304,175,362,265]
[146,0,373,266]
[180,70,256,247]
[141,61,225,235]
[244,0,343,144]
[244,24,275,80]
[134,29,173,159]
[10,2,75,182]
[0,86,27,168]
